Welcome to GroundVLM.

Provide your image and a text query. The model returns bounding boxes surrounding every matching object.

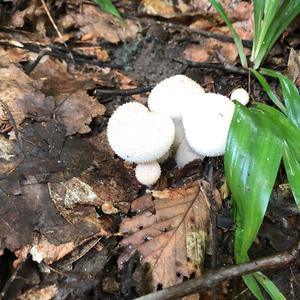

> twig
[166,23,253,49]
[0,40,122,69]
[40,0,74,62]
[136,242,300,300]
[174,58,248,76]
[94,86,153,97]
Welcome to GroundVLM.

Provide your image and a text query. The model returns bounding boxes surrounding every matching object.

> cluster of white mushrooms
[107,75,249,187]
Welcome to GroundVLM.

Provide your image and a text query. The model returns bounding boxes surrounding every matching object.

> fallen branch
[174,58,248,76]
[166,23,253,48]
[94,86,153,97]
[136,242,300,300]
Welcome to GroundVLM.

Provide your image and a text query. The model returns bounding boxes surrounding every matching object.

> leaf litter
[0,0,299,299]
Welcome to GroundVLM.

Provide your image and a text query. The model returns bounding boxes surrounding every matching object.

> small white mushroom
[230,88,249,105]
[182,93,235,157]
[148,74,205,120]
[107,102,175,163]
[175,138,204,169]
[135,161,161,186]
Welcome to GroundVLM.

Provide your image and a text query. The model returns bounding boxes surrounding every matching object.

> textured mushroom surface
[107,102,175,163]
[148,74,205,119]
[135,161,161,186]
[183,93,235,157]
[230,88,249,105]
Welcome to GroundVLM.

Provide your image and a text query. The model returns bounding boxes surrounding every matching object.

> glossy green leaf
[95,0,123,22]
[254,272,286,300]
[209,0,247,68]
[254,104,300,157]
[283,147,300,209]
[225,103,283,260]
[260,68,300,129]
[250,69,286,113]
[252,1,300,68]
[243,274,264,300]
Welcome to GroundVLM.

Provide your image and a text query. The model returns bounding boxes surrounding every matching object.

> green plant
[210,0,300,69]
[95,0,123,22]
[225,71,300,299]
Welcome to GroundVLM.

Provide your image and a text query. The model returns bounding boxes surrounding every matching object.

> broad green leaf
[209,0,247,68]
[260,68,300,129]
[225,103,283,260]
[250,69,286,113]
[254,272,286,300]
[95,0,123,22]
[254,104,300,157]
[283,147,300,209]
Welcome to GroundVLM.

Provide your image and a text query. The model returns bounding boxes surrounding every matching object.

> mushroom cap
[148,74,205,119]
[135,161,161,186]
[107,102,175,163]
[175,138,204,169]
[182,93,235,157]
[230,88,249,105]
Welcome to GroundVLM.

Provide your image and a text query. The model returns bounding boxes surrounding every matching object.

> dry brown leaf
[140,0,251,20]
[30,237,74,265]
[55,90,105,135]
[61,4,139,44]
[0,48,36,67]
[119,181,219,290]
[16,285,57,300]
[287,49,300,87]
[80,131,140,213]
[0,64,54,127]
[184,44,210,63]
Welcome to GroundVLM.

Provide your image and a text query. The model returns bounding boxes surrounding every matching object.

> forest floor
[0,1,299,299]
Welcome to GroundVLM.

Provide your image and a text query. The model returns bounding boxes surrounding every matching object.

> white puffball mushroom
[230,88,249,105]
[173,119,185,148]
[183,93,235,157]
[107,102,175,163]
[148,74,205,120]
[135,161,161,186]
[175,139,204,169]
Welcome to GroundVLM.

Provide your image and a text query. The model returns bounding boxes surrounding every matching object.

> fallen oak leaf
[119,181,219,290]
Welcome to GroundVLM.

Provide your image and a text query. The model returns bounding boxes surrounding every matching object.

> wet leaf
[119,181,218,290]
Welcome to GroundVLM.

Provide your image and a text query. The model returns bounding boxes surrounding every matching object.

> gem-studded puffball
[135,161,161,186]
[175,138,204,169]
[230,88,249,105]
[107,102,175,163]
[148,74,205,120]
[182,93,235,157]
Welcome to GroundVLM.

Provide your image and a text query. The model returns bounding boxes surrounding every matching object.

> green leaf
[283,147,300,209]
[254,272,286,300]
[242,274,264,300]
[225,103,283,261]
[252,1,300,69]
[209,0,247,68]
[254,103,300,157]
[95,0,123,22]
[260,68,300,129]
[250,69,286,113]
